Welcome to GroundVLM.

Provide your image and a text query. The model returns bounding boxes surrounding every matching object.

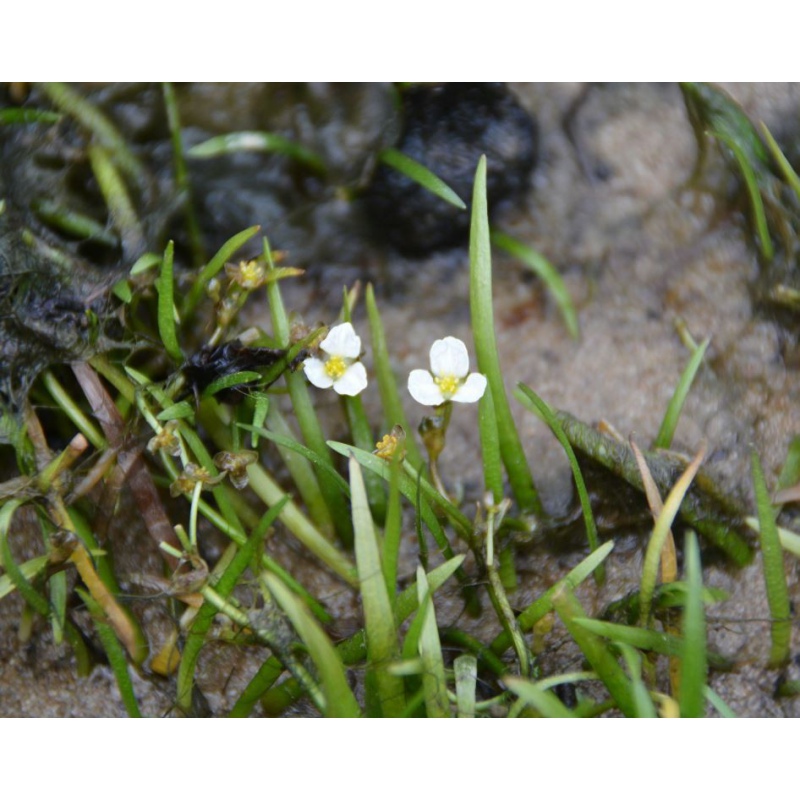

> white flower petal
[429,336,470,379]
[408,369,446,406]
[452,372,487,403]
[303,357,335,389]
[333,362,367,396]
[321,322,361,359]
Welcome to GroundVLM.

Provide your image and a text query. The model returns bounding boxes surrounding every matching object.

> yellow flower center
[434,374,460,397]
[324,355,348,380]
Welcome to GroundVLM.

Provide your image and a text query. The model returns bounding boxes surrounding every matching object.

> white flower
[408,336,487,406]
[303,322,368,396]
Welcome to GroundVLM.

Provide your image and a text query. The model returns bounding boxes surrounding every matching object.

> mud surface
[2,83,800,716]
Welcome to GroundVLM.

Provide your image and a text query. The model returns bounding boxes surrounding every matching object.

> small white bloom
[303,322,368,396]
[408,336,487,406]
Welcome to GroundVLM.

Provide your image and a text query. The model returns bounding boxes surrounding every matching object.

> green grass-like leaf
[470,156,541,514]
[490,540,615,656]
[638,446,705,627]
[680,530,707,717]
[183,224,261,316]
[177,499,286,714]
[653,337,709,450]
[188,131,326,174]
[516,384,602,581]
[553,586,638,717]
[155,240,182,362]
[162,82,205,267]
[76,587,141,718]
[365,283,423,468]
[760,122,800,203]
[491,230,579,339]
[478,380,504,504]
[751,448,791,668]
[617,643,658,718]
[415,566,450,717]
[245,418,347,494]
[0,500,50,618]
[712,130,774,260]
[504,676,575,718]
[350,457,405,716]
[264,573,360,718]
[454,654,478,718]
[0,108,62,125]
[257,556,465,716]
[201,371,262,399]
[379,148,466,209]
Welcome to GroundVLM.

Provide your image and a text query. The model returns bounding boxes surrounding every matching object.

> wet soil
[2,83,800,716]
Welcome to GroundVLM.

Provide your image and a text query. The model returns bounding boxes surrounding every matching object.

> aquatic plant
[0,84,797,718]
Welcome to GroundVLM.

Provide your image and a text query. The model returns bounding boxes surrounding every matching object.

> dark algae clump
[364,83,538,254]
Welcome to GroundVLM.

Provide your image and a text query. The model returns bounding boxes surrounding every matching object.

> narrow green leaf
[365,283,423,468]
[130,252,162,275]
[0,555,48,600]
[553,586,638,717]
[379,148,466,209]
[76,588,141,717]
[382,454,403,605]
[183,224,261,316]
[680,531,707,717]
[156,401,195,421]
[177,499,286,714]
[454,655,478,718]
[188,131,326,174]
[264,573,360,718]
[751,448,791,668]
[344,393,387,524]
[327,442,476,604]
[504,676,575,718]
[0,501,50,617]
[712,130,773,260]
[162,82,205,267]
[250,392,270,448]
[49,569,67,645]
[491,230,579,339]
[156,241,182,361]
[201,370,262,398]
[0,108,61,125]
[350,457,405,716]
[704,685,737,718]
[40,82,144,184]
[478,380,503,504]
[470,156,541,514]
[257,556,465,716]
[653,338,709,450]
[31,199,119,247]
[517,384,602,580]
[490,540,615,656]
[112,280,132,304]
[617,643,658,718]
[760,122,800,203]
[574,617,731,670]
[416,566,450,718]
[247,410,335,534]
[87,143,146,257]
[639,446,705,627]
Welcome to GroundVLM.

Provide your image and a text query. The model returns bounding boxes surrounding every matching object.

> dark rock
[363,83,538,255]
